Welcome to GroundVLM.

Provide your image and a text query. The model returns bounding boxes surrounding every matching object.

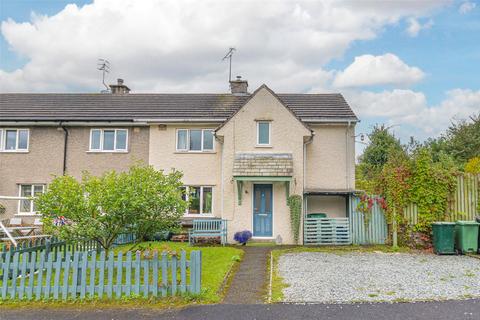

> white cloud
[0,0,448,93]
[347,88,480,139]
[459,1,476,14]
[406,18,434,37]
[332,53,424,88]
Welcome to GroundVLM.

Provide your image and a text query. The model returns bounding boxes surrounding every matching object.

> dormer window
[176,129,214,152]
[257,121,271,146]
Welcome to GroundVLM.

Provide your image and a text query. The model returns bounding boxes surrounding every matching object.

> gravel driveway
[278,251,480,303]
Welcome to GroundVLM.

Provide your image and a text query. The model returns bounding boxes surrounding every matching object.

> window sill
[183,214,215,218]
[174,151,216,154]
[15,213,41,217]
[86,150,129,154]
[0,150,29,153]
[255,145,272,148]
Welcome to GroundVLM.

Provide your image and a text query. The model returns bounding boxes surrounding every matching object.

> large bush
[36,164,187,250]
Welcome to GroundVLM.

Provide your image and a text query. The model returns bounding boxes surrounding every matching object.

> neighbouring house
[0,77,358,244]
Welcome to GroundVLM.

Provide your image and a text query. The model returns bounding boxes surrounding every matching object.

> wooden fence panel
[349,196,388,245]
[304,218,351,245]
[0,249,201,301]
[403,174,479,225]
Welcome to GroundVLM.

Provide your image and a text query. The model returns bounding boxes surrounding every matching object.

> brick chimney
[230,76,248,95]
[109,78,130,94]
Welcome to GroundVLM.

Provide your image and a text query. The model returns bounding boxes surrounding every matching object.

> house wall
[217,87,311,244]
[0,127,64,222]
[305,124,355,190]
[148,124,222,217]
[306,195,347,218]
[0,126,149,222]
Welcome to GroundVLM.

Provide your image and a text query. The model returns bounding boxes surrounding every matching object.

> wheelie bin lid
[455,220,480,225]
[432,222,455,225]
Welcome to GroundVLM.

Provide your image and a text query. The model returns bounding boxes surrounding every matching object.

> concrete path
[2,300,480,320]
[222,246,273,304]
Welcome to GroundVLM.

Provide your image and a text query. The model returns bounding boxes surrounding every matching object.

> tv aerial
[97,59,111,91]
[222,48,236,82]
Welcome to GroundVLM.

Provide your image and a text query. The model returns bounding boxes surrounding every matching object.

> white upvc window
[181,186,213,215]
[0,128,29,152]
[89,129,128,152]
[176,129,214,152]
[18,184,45,215]
[257,121,271,146]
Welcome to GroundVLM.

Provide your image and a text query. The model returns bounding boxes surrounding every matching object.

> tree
[36,164,187,251]
[465,157,480,174]
[424,113,480,166]
[357,124,404,186]
[444,114,480,164]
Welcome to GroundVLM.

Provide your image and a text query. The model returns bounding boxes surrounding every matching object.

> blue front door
[253,184,273,237]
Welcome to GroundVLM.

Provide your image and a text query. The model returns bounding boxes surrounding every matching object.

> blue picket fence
[0,249,201,301]
[349,196,388,245]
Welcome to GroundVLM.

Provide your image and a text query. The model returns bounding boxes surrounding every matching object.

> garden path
[223,246,273,304]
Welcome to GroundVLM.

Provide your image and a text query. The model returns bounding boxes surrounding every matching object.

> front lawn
[114,241,243,303]
[0,241,243,309]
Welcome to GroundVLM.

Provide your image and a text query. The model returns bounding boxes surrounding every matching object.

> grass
[114,241,244,303]
[268,244,412,303]
[0,241,243,308]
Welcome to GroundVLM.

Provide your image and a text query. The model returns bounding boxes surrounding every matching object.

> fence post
[45,238,51,260]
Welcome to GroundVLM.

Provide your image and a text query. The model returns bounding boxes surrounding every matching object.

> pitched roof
[0,91,358,122]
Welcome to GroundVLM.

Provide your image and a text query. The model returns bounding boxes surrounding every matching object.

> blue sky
[0,0,479,152]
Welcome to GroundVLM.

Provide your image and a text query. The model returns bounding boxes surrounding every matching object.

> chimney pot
[230,75,249,95]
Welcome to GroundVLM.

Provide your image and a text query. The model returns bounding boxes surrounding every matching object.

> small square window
[257,122,270,145]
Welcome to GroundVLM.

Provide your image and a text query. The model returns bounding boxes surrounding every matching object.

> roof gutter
[0,121,148,127]
[134,118,226,124]
[302,118,359,124]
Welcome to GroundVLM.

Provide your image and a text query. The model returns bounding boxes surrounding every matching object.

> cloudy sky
[0,0,479,152]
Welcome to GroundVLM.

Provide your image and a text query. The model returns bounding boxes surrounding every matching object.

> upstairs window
[176,129,214,152]
[18,184,45,215]
[257,122,271,146]
[89,129,128,152]
[0,129,29,152]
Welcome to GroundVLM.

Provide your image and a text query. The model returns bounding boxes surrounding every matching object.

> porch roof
[304,188,356,196]
[233,153,293,177]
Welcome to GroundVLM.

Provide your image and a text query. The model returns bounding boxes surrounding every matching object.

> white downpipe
[345,121,351,190]
[302,134,314,244]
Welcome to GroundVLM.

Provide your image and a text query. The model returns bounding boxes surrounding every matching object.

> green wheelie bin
[307,213,327,219]
[432,222,455,255]
[455,221,480,254]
